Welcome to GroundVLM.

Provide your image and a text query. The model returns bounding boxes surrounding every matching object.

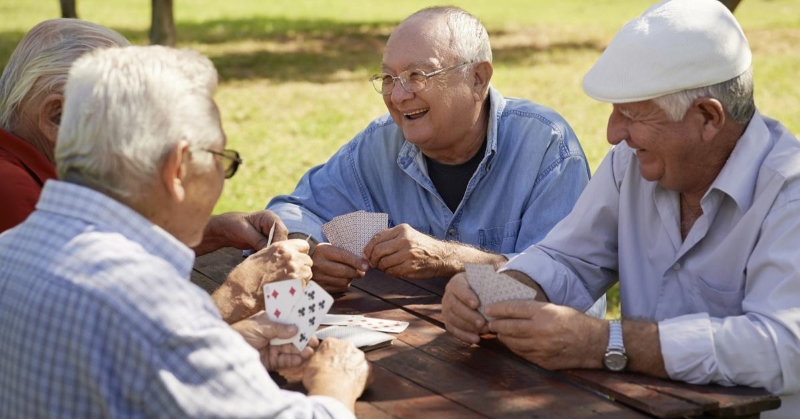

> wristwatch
[603,319,627,372]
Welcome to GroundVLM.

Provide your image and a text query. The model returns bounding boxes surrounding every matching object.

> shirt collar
[35,180,195,278]
[0,127,57,185]
[705,111,771,213]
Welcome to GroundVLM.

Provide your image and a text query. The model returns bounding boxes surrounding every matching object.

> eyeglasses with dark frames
[204,148,242,179]
[369,61,472,95]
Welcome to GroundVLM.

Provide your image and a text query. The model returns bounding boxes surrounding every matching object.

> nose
[606,107,628,146]
[389,79,414,104]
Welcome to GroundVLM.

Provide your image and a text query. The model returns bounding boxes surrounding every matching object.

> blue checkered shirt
[0,180,353,418]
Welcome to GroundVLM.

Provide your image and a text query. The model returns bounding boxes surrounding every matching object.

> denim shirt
[269,87,590,260]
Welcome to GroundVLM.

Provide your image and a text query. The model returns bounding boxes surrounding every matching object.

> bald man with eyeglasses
[267,6,605,317]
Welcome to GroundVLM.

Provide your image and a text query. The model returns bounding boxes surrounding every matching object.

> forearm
[624,320,668,378]
[437,242,507,277]
[194,215,227,256]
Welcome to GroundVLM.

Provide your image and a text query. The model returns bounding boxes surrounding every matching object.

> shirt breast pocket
[688,271,745,318]
[479,219,521,253]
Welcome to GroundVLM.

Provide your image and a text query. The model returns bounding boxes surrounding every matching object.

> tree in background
[150,0,176,46]
[57,0,176,46]
[60,0,77,18]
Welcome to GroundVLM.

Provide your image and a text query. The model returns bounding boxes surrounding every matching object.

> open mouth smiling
[403,108,428,120]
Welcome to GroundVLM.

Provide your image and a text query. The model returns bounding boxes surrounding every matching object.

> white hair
[406,6,493,72]
[0,19,130,131]
[56,46,221,199]
[653,66,755,125]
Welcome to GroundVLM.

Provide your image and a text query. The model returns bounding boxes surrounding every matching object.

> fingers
[483,299,544,320]
[443,274,485,344]
[363,226,401,264]
[274,238,310,254]
[312,244,366,291]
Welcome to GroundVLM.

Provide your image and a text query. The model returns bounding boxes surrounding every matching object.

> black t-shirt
[424,139,487,213]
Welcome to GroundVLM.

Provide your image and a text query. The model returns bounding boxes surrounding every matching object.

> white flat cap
[583,0,751,103]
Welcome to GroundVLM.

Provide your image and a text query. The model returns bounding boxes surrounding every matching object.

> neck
[9,123,56,165]
[424,99,490,164]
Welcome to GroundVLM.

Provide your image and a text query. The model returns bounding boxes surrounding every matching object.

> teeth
[404,109,428,117]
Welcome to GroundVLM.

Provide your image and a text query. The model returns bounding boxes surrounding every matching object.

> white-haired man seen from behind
[443,1,799,417]
[0,18,314,326]
[0,46,368,418]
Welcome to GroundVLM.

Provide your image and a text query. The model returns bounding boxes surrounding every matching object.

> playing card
[321,314,365,326]
[322,211,388,256]
[465,263,538,320]
[263,279,304,323]
[356,316,409,333]
[288,281,334,350]
[316,325,395,351]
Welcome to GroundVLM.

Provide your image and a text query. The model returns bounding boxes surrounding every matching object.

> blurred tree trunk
[60,0,78,18]
[150,0,176,46]
[719,0,742,12]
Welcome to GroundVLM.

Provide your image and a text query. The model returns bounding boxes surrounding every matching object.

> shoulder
[497,95,583,156]
[343,114,405,157]
[760,118,800,204]
[0,160,42,230]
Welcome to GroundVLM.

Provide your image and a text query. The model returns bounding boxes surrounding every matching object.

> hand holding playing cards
[311,243,368,293]
[213,239,312,323]
[194,210,288,256]
[363,224,450,279]
[442,272,488,344]
[231,311,317,371]
[485,300,606,370]
[303,338,371,413]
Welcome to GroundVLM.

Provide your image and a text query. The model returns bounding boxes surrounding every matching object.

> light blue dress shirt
[269,87,589,257]
[0,180,353,419]
[503,112,800,419]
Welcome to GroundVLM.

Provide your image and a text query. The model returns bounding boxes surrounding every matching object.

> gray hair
[653,66,755,125]
[406,6,493,72]
[56,46,222,199]
[0,19,130,131]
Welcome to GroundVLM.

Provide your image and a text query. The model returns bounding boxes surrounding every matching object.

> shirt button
[673,263,681,271]
[448,228,456,236]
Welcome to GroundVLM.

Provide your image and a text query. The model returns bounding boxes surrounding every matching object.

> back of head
[582,0,751,103]
[399,6,492,66]
[56,46,221,199]
[0,19,130,131]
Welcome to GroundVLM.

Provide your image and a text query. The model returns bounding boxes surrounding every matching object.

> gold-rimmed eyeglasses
[205,149,242,179]
[369,61,472,95]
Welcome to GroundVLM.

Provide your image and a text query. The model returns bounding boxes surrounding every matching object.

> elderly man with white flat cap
[442,0,799,416]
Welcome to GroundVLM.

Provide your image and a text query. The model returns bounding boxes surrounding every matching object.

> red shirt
[0,127,57,233]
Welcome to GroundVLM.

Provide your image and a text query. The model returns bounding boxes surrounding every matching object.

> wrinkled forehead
[382,16,456,72]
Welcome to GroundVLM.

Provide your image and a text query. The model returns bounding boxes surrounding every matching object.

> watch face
[604,352,627,372]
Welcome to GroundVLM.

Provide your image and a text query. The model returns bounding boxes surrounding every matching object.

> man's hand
[231,311,317,371]
[363,224,507,279]
[194,210,288,256]
[310,243,368,293]
[212,239,312,323]
[303,338,371,413]
[442,272,488,344]
[485,300,606,370]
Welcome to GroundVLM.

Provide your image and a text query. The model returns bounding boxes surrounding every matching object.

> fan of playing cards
[465,263,539,320]
[322,210,388,256]
[264,279,333,350]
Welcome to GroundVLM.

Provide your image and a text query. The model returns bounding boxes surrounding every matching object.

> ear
[693,98,725,143]
[160,140,191,203]
[471,61,493,101]
[37,93,63,146]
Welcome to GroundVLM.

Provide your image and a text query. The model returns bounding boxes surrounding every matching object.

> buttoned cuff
[308,395,356,419]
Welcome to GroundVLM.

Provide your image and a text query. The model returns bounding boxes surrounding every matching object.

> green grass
[2,0,799,317]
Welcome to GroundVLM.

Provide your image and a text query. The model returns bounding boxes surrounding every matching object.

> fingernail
[361,262,369,271]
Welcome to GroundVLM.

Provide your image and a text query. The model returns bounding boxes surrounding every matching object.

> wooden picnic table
[192,247,781,418]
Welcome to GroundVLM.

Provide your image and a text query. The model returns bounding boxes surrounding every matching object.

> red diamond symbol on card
[271,290,279,299]
[273,309,281,318]
[290,287,296,296]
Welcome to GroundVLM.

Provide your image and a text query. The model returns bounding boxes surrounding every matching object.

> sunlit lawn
[2,0,798,316]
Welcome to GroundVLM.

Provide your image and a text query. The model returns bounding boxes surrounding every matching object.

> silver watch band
[607,319,625,352]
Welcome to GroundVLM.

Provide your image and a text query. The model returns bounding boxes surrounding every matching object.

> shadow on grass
[0,17,606,83]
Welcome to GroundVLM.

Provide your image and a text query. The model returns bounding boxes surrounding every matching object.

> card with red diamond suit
[263,279,304,324]
[288,281,334,350]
